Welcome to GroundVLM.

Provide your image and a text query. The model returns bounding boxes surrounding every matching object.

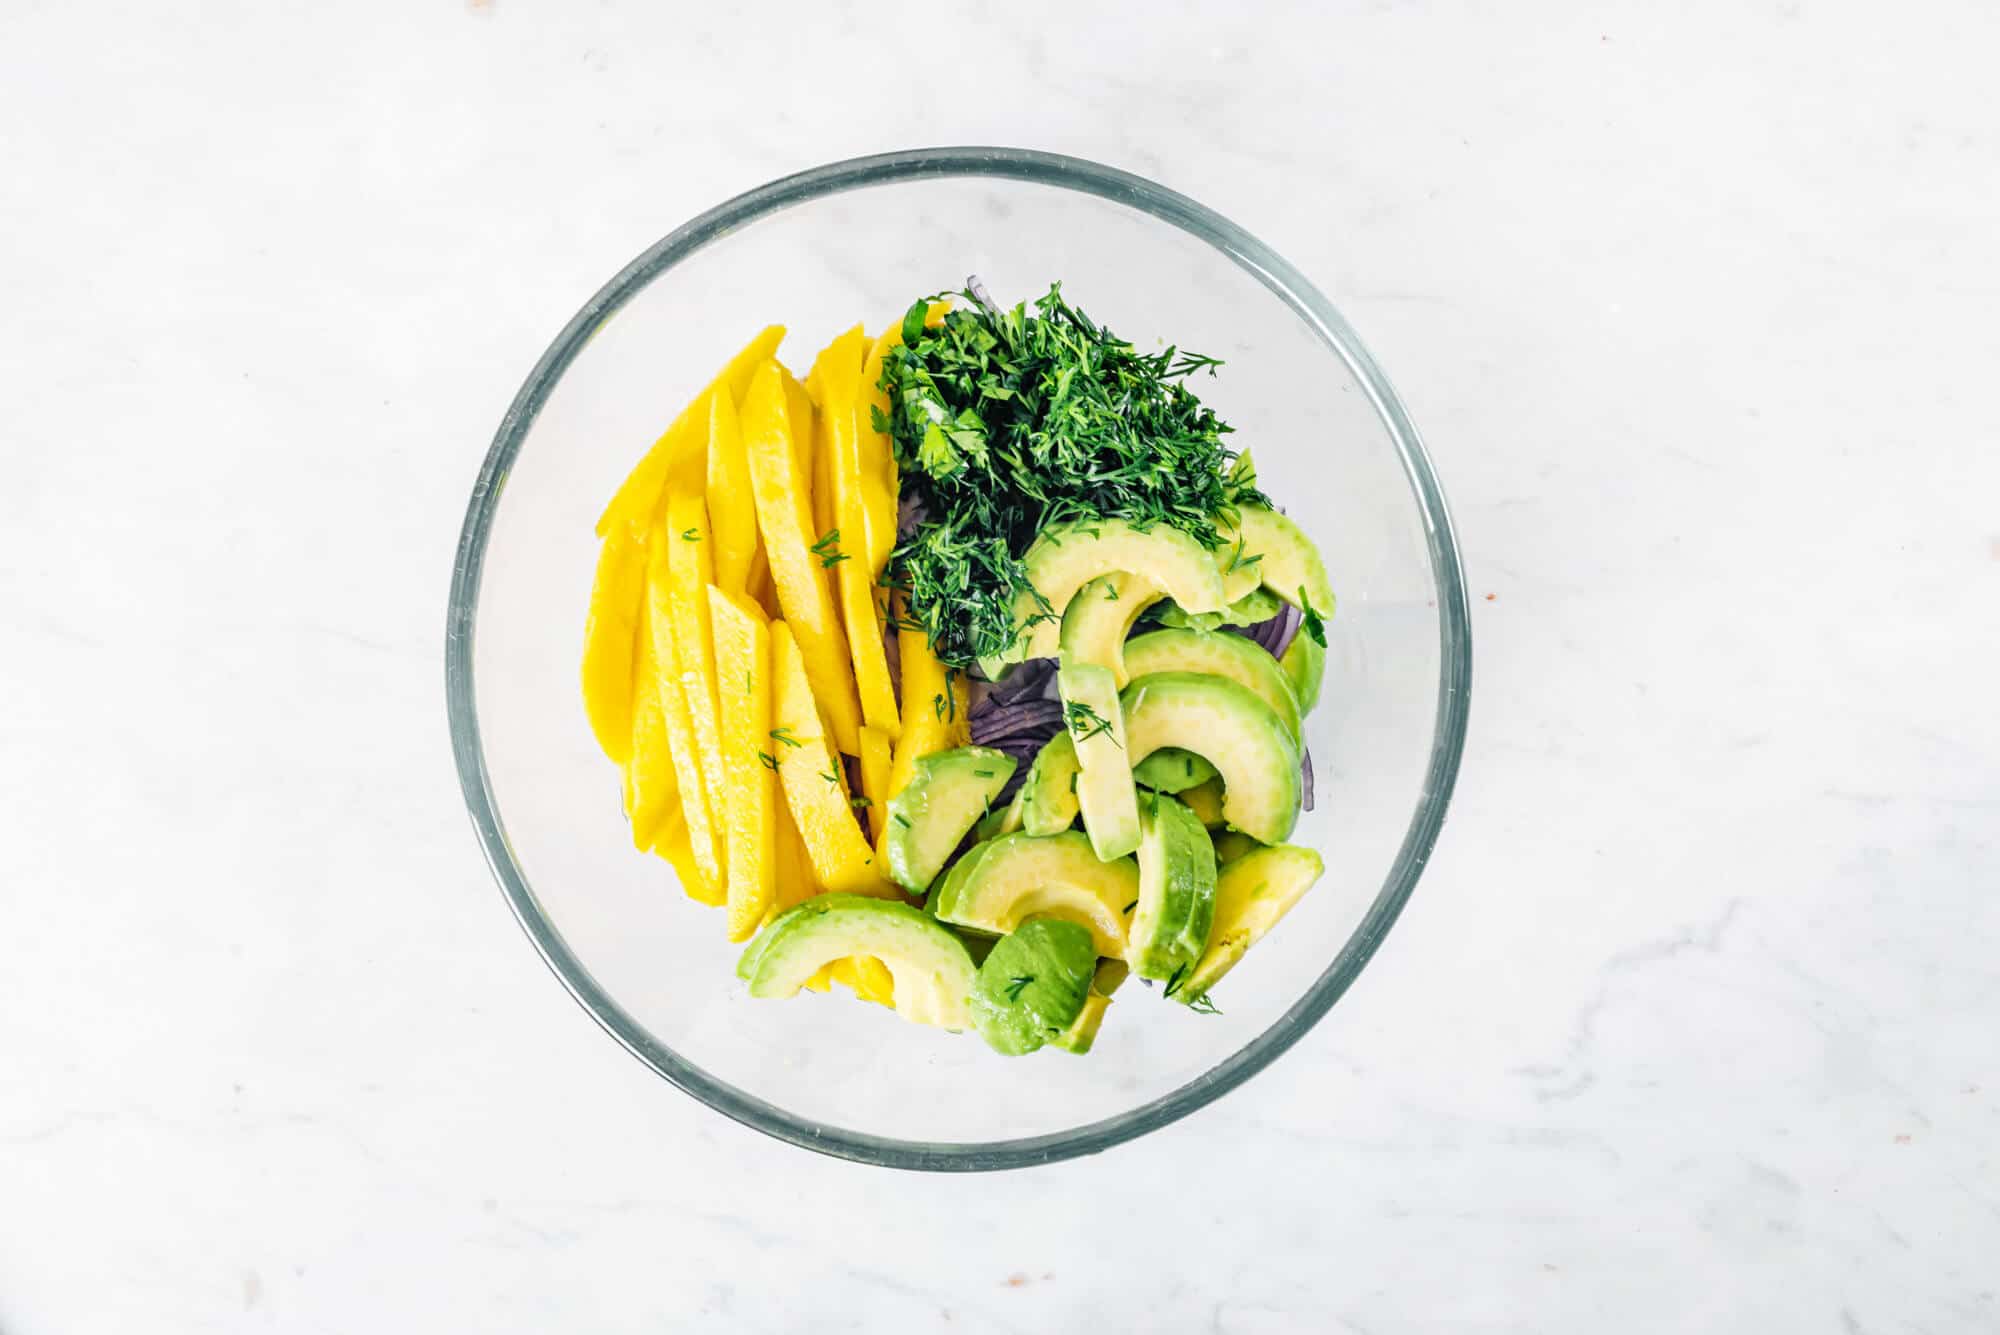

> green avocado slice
[1058,572,1169,687]
[1049,961,1128,1055]
[968,918,1098,1056]
[933,830,1139,960]
[885,746,1017,893]
[1017,731,1081,837]
[1227,507,1332,713]
[1176,844,1324,1004]
[1154,586,1283,632]
[1120,672,1301,844]
[1058,662,1141,861]
[1132,747,1220,793]
[985,518,1227,674]
[1123,627,1302,740]
[737,894,978,1030]
[1129,794,1218,982]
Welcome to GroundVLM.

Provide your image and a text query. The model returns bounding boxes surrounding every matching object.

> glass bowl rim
[445,146,1473,1172]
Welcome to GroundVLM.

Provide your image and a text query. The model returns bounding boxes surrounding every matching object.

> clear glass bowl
[446,148,1471,1170]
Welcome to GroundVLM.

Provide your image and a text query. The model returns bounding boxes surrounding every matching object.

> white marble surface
[4,2,1997,1330]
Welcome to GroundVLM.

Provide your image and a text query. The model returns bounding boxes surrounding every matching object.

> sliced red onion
[1227,602,1302,661]
[1300,746,1315,812]
[984,657,1057,706]
[970,698,1065,744]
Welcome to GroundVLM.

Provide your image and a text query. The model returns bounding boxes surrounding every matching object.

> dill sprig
[1004,975,1035,1003]
[877,282,1264,669]
[1064,699,1117,746]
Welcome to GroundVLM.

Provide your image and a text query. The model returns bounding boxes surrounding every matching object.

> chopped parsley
[877,282,1263,668]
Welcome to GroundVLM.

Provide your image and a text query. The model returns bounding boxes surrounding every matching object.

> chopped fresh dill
[877,282,1264,668]
[1185,991,1223,1015]
[811,528,846,569]
[1298,587,1328,647]
[680,527,701,542]
[820,769,840,785]
[768,727,801,749]
[1104,583,1121,602]
[1064,700,1116,746]
[849,796,873,808]
[1121,899,1138,915]
[1004,975,1035,1003]
[1162,961,1190,998]
[893,813,912,829]
[755,750,778,772]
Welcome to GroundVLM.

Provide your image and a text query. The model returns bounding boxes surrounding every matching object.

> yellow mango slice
[646,535,726,893]
[770,622,893,895]
[740,361,863,755]
[802,963,835,993]
[767,793,823,919]
[654,808,726,907]
[827,957,895,1008]
[581,527,647,765]
[857,724,893,843]
[884,593,971,816]
[708,585,776,941]
[704,387,759,594]
[810,332,901,740]
[596,326,784,541]
[663,491,731,870]
[855,333,905,579]
[807,327,867,537]
[625,615,677,851]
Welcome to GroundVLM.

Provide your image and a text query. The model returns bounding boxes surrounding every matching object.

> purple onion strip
[1300,746,1316,812]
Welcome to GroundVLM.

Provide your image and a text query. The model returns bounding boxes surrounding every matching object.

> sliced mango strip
[646,534,726,893]
[704,387,759,594]
[857,724,894,843]
[810,328,900,738]
[767,793,823,920]
[596,326,784,541]
[829,956,895,1008]
[740,361,864,755]
[663,491,731,871]
[581,527,648,765]
[881,593,971,855]
[654,808,726,907]
[625,614,677,851]
[708,586,777,941]
[770,622,893,895]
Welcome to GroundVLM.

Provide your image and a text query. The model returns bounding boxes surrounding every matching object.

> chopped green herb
[756,750,778,772]
[1224,536,1262,574]
[1163,961,1190,998]
[819,769,840,786]
[878,283,1264,668]
[849,796,874,809]
[1004,975,1035,1003]
[894,813,912,829]
[1298,586,1328,647]
[810,527,847,569]
[1185,991,1223,1015]
[1121,899,1138,915]
[1104,583,1121,602]
[680,527,701,542]
[768,726,802,749]
[972,769,994,778]
[1064,700,1117,746]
